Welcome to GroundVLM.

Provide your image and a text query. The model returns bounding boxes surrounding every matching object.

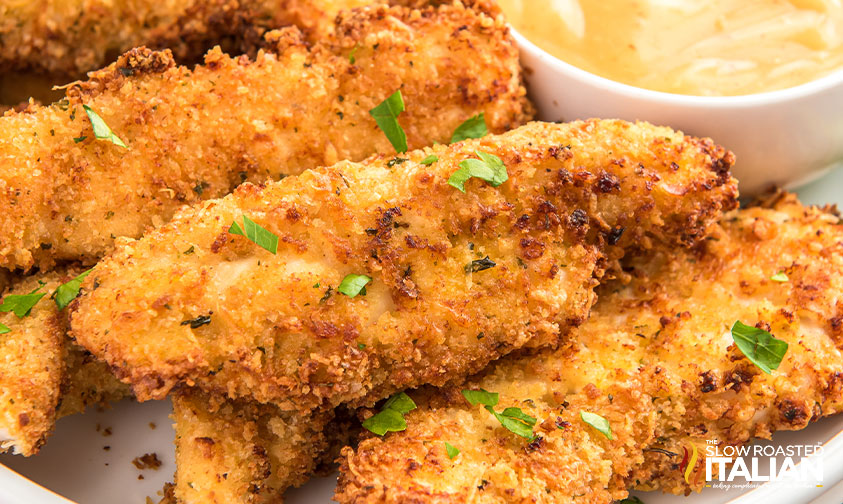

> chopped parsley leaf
[462,389,536,439]
[451,113,488,143]
[362,392,417,436]
[580,411,613,440]
[338,274,371,298]
[229,215,279,255]
[444,442,460,459]
[0,284,46,318]
[770,272,789,282]
[369,90,407,153]
[420,154,438,165]
[73,135,87,143]
[53,268,93,310]
[349,44,360,64]
[82,105,127,148]
[448,150,507,193]
[181,314,212,329]
[0,323,9,335]
[730,320,788,374]
[387,157,408,167]
[465,256,496,273]
[461,388,498,407]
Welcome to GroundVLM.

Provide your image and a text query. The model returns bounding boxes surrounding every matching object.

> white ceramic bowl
[512,28,843,195]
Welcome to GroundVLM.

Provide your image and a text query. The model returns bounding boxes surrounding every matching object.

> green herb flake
[0,284,46,318]
[337,274,372,298]
[349,44,360,64]
[580,411,613,440]
[420,154,439,165]
[369,90,407,153]
[229,215,279,255]
[730,320,788,374]
[444,442,460,459]
[53,269,93,310]
[82,105,127,148]
[465,256,496,273]
[461,389,499,407]
[448,150,508,193]
[462,389,536,439]
[451,113,488,143]
[73,135,87,143]
[362,391,417,436]
[770,272,789,282]
[487,406,537,439]
[0,323,9,335]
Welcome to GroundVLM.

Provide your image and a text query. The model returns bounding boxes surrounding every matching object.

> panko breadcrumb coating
[0,1,532,271]
[335,193,843,503]
[69,120,738,411]
[0,0,373,77]
[0,269,130,456]
[168,389,357,503]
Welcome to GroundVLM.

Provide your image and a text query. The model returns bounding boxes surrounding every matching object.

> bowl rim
[510,26,843,108]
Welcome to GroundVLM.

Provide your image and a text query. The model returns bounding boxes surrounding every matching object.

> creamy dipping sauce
[499,0,843,96]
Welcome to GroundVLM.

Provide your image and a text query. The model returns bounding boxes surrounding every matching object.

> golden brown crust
[0,272,66,456]
[69,120,737,410]
[0,2,532,271]
[170,388,337,504]
[0,0,375,77]
[335,194,843,503]
[0,269,130,456]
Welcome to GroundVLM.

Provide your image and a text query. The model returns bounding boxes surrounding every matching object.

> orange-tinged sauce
[499,0,843,96]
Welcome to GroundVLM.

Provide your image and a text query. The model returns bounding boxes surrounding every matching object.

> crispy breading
[69,120,737,411]
[0,0,373,77]
[169,389,334,504]
[334,194,843,503]
[167,389,359,504]
[0,2,532,271]
[0,269,130,456]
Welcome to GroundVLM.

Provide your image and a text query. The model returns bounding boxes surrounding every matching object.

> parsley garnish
[337,274,371,298]
[0,323,9,334]
[420,154,438,165]
[465,256,496,273]
[770,272,788,282]
[387,157,408,167]
[0,284,46,318]
[444,442,460,459]
[730,320,788,374]
[229,215,279,254]
[180,314,212,329]
[82,105,127,148]
[369,90,407,153]
[580,411,613,440]
[362,392,417,436]
[448,150,507,193]
[349,44,360,64]
[451,113,488,143]
[461,389,536,439]
[53,269,93,310]
[73,135,87,143]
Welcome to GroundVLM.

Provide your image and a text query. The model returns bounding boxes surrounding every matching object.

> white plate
[2,171,843,504]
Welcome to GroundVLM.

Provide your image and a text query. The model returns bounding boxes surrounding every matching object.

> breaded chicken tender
[0,269,130,456]
[0,2,532,271]
[69,120,738,411]
[0,0,372,77]
[168,389,357,504]
[335,193,843,503]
